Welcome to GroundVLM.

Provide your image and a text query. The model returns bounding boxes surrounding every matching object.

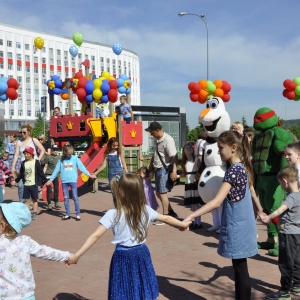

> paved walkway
[3,181,297,300]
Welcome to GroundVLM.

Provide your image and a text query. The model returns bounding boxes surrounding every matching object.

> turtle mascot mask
[253,107,279,132]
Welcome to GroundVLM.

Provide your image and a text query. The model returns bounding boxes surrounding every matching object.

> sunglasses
[38,138,43,141]
[21,131,28,134]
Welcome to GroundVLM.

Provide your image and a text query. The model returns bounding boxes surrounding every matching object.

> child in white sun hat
[0,202,73,300]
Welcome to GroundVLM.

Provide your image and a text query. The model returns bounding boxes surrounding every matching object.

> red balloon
[7,78,19,89]
[286,90,296,100]
[189,92,199,102]
[222,81,231,93]
[76,88,86,99]
[188,82,201,94]
[222,93,230,102]
[108,89,118,102]
[78,77,87,89]
[283,79,297,91]
[282,89,288,98]
[6,88,18,100]
[74,70,83,79]
[108,80,118,89]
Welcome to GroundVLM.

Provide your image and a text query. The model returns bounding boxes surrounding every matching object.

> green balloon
[295,86,300,96]
[72,32,84,47]
[294,95,300,101]
[293,77,300,86]
[206,81,216,93]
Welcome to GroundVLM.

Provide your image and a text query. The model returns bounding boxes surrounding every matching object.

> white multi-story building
[0,23,140,136]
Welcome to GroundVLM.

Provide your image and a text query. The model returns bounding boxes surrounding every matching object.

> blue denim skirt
[108,244,159,300]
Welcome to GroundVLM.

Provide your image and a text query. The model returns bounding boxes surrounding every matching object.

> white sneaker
[207,225,220,232]
[153,221,165,226]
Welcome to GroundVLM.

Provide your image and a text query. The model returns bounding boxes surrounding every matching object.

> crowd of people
[0,112,299,300]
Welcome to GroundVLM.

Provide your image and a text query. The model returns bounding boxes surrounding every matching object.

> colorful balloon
[34,37,44,50]
[69,45,78,57]
[112,43,122,55]
[72,32,84,47]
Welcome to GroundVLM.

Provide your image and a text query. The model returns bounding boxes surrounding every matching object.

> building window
[7,52,12,58]
[64,60,68,66]
[26,88,31,94]
[49,58,54,64]
[57,59,61,65]
[49,48,53,54]
[112,59,116,64]
[34,67,38,73]
[34,78,39,84]
[8,64,13,70]
[42,68,46,74]
[34,56,38,62]
[25,44,29,50]
[106,58,110,63]
[17,65,22,71]
[0,39,3,46]
[18,110,23,116]
[17,76,22,83]
[57,49,61,55]
[16,53,21,60]
[35,89,39,95]
[42,58,46,63]
[27,110,31,116]
[42,47,46,53]
[26,66,30,72]
[64,51,68,58]
[27,100,31,105]
[16,42,21,49]
[9,109,14,115]
[25,55,30,61]
[78,53,82,59]
[42,79,46,84]
[0,51,3,58]
[71,62,75,68]
[7,41,12,47]
[91,55,95,61]
[26,77,30,83]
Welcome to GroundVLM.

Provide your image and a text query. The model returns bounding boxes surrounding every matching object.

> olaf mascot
[198,97,231,232]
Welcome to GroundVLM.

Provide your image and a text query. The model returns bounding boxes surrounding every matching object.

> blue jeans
[62,182,80,217]
[18,179,24,202]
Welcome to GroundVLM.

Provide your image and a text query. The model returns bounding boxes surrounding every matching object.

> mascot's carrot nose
[200,108,210,119]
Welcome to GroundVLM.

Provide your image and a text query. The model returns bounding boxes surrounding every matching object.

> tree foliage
[32,112,48,139]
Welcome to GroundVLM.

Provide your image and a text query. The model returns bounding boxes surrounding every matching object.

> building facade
[0,23,140,138]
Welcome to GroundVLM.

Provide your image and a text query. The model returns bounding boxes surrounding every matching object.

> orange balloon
[199,79,207,89]
[214,88,224,97]
[199,89,209,99]
[214,79,223,89]
[61,93,69,100]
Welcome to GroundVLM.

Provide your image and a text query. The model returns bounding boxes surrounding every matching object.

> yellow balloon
[101,71,110,79]
[93,78,102,89]
[34,37,44,50]
[94,98,101,104]
[93,89,102,100]
[81,173,89,182]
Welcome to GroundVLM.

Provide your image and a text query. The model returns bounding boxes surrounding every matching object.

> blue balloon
[85,94,94,103]
[85,82,94,94]
[125,88,131,95]
[0,77,8,83]
[46,80,50,86]
[101,83,110,94]
[112,43,122,55]
[120,74,128,80]
[69,45,78,57]
[53,88,61,95]
[117,78,124,87]
[118,86,126,94]
[101,95,109,103]
[55,80,62,88]
[51,75,60,81]
[0,82,8,93]
[0,94,8,101]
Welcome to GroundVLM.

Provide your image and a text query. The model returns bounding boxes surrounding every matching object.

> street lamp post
[178,12,209,80]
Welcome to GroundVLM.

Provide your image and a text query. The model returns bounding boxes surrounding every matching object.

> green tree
[241,116,247,127]
[186,123,190,138]
[32,112,48,139]
[187,125,202,141]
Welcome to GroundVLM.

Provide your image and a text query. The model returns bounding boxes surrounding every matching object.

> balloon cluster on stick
[117,74,131,95]
[282,78,300,101]
[188,79,231,104]
[47,75,63,95]
[0,77,19,101]
[34,37,44,50]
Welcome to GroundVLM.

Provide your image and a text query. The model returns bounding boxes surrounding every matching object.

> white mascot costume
[198,97,231,231]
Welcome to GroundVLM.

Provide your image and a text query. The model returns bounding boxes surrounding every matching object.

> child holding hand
[67,173,190,300]
[0,202,73,300]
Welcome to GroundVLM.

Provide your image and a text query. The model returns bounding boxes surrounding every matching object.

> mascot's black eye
[206,103,209,109]
[210,98,219,109]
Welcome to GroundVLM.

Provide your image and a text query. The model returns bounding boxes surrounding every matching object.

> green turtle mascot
[252,107,293,256]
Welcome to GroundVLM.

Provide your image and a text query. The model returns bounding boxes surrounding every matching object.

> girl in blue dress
[94,137,128,207]
[67,173,191,300]
[184,130,265,300]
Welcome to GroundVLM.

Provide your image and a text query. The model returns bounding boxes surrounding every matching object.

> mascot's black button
[207,149,212,155]
[206,171,211,176]
[199,181,205,187]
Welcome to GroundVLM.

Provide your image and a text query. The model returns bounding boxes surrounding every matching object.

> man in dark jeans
[146,122,178,225]
[43,144,61,210]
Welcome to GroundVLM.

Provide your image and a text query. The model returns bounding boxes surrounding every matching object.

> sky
[3,0,300,128]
